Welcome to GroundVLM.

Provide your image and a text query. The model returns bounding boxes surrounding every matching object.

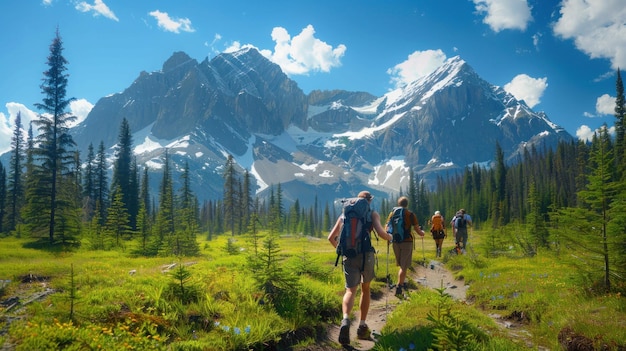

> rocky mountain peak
[69,49,573,207]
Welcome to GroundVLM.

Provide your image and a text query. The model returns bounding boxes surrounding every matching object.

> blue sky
[1,0,625,154]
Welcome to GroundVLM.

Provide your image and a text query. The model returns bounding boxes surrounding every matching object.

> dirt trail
[324,259,468,350]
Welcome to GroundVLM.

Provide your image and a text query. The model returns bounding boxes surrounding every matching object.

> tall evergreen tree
[140,166,151,217]
[28,28,77,244]
[82,143,96,221]
[95,141,109,224]
[0,162,5,234]
[111,118,138,229]
[614,69,625,177]
[156,150,175,253]
[6,111,25,232]
[223,155,239,236]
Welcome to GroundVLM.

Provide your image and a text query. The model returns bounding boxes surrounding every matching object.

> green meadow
[0,230,624,350]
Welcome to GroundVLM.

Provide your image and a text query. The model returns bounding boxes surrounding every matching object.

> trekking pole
[386,241,391,289]
[421,235,426,266]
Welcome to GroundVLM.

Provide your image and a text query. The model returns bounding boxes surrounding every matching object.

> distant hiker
[430,211,446,258]
[328,191,392,345]
[451,209,472,253]
[386,196,425,296]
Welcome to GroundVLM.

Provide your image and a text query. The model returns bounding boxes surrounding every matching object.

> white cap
[435,210,440,215]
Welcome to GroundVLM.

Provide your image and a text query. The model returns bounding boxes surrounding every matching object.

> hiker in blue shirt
[451,209,472,253]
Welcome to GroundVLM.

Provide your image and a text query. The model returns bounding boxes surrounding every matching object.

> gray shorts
[343,251,375,289]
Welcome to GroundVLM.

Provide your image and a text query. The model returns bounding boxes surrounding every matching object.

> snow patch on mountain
[334,111,407,141]
[369,157,408,187]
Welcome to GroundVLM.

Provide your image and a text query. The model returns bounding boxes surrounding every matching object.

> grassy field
[0,231,624,350]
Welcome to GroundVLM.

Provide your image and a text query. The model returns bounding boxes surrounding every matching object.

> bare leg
[359,282,371,322]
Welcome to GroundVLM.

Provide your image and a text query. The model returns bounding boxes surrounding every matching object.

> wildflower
[234,327,241,335]
[245,325,251,334]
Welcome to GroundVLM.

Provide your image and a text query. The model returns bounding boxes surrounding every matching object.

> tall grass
[1,230,625,350]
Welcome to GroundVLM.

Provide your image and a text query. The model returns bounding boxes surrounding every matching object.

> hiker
[430,210,446,258]
[452,209,472,253]
[388,196,425,296]
[328,191,392,345]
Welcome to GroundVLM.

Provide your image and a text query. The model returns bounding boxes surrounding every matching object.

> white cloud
[42,0,53,5]
[576,125,594,141]
[259,25,346,75]
[503,74,548,108]
[595,94,616,116]
[553,0,626,70]
[75,0,119,22]
[69,99,94,127]
[576,124,615,142]
[387,49,447,89]
[0,103,38,155]
[224,41,256,54]
[473,0,533,32]
[149,10,194,33]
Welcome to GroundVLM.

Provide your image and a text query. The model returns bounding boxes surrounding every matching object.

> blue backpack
[387,207,407,242]
[335,197,373,262]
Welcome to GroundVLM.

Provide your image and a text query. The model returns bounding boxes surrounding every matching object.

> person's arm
[412,213,425,237]
[371,211,393,241]
[327,216,342,248]
[466,214,473,227]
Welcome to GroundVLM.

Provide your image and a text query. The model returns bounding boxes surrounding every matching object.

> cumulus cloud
[257,25,346,75]
[0,103,38,155]
[149,10,194,33]
[0,100,93,155]
[387,49,447,89]
[595,94,616,116]
[503,74,548,108]
[69,99,94,127]
[576,124,615,142]
[553,0,626,70]
[75,0,119,22]
[223,41,256,54]
[576,125,594,141]
[473,0,533,32]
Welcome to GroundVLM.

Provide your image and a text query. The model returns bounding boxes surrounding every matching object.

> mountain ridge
[67,48,573,207]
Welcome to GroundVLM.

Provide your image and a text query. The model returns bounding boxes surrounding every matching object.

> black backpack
[455,213,467,229]
[335,197,373,263]
[386,207,407,243]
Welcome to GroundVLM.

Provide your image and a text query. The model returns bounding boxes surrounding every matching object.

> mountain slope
[71,50,573,207]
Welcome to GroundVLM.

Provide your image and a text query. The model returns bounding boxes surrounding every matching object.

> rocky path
[324,259,468,350]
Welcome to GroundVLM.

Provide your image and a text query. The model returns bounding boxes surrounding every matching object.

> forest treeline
[0,31,624,293]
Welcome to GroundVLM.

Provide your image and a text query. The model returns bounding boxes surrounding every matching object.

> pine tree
[559,126,618,292]
[0,162,5,233]
[111,118,137,229]
[82,143,96,221]
[95,141,109,225]
[223,155,239,236]
[105,185,131,250]
[614,69,626,178]
[29,28,77,244]
[6,111,25,232]
[156,150,175,254]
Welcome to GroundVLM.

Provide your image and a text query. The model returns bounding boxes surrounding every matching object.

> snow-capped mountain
[71,48,573,207]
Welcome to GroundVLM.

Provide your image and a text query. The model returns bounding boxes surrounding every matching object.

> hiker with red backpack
[430,210,446,258]
[328,191,392,345]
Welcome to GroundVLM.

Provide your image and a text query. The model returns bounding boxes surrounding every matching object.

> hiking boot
[356,324,372,340]
[395,285,403,296]
[338,318,350,345]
